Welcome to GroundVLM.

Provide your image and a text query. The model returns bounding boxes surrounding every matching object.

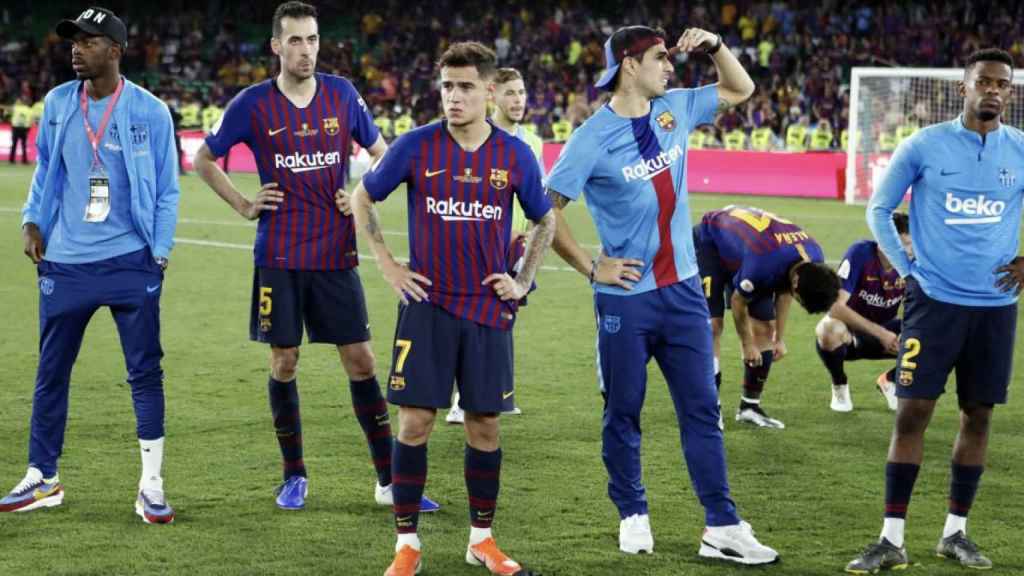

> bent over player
[816,212,911,412]
[693,205,840,429]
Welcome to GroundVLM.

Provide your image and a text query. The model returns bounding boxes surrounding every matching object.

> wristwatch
[705,34,723,55]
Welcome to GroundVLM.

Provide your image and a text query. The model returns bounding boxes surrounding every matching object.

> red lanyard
[80,77,124,170]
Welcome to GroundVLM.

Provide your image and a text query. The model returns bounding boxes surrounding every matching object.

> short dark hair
[794,262,840,314]
[273,1,317,38]
[438,42,497,80]
[494,68,523,85]
[892,211,909,235]
[965,48,1013,74]
[609,26,667,91]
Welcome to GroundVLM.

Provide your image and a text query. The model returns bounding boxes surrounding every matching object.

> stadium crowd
[2,0,1022,152]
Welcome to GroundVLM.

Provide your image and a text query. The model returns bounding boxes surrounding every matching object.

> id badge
[85,173,111,223]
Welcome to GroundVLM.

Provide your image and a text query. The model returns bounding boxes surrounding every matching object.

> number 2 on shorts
[901,337,921,369]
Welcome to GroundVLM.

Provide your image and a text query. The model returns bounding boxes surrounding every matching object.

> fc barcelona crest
[999,168,1015,189]
[489,168,509,190]
[898,370,914,387]
[656,111,677,131]
[323,117,340,136]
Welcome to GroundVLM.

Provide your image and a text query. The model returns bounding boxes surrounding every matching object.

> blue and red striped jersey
[362,121,551,330]
[837,240,905,324]
[205,73,379,270]
[696,206,825,300]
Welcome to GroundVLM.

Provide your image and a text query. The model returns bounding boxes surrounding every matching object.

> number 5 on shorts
[394,339,412,373]
[259,287,273,315]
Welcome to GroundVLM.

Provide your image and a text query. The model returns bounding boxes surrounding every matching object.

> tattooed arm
[514,209,557,292]
[547,188,643,290]
[351,181,432,303]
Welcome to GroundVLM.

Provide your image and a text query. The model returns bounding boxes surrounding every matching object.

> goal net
[845,67,1024,204]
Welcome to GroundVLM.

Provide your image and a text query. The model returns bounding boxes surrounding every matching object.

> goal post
[845,67,1024,204]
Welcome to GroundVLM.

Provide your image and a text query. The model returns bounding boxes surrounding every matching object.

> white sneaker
[375,482,393,505]
[446,406,465,424]
[735,405,785,429]
[502,406,522,415]
[699,521,779,565]
[876,372,898,411]
[830,384,853,412]
[619,513,654,554]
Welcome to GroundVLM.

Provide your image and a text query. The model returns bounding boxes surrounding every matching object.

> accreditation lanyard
[81,78,124,223]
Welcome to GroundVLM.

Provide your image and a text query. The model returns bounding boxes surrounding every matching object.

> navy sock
[268,377,305,480]
[815,342,848,385]
[884,462,920,519]
[465,445,502,529]
[349,377,393,486]
[949,463,984,517]
[392,441,427,534]
[742,351,774,400]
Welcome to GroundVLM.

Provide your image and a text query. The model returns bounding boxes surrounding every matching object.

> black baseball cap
[57,7,128,49]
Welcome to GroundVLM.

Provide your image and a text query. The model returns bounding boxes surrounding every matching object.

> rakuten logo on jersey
[944,192,1005,225]
[426,197,504,222]
[857,290,903,309]
[274,151,342,173]
[622,144,684,182]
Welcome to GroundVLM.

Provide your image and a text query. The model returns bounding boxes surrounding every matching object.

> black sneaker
[845,538,908,574]
[936,531,992,569]
[735,402,785,429]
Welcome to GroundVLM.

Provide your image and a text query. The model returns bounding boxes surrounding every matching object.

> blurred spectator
[3,0,1022,153]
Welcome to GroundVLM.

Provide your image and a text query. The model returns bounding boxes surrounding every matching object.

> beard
[976,109,1000,122]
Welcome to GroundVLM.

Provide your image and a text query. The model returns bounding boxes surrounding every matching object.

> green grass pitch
[1,163,1022,575]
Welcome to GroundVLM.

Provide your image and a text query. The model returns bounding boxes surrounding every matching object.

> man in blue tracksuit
[0,7,179,525]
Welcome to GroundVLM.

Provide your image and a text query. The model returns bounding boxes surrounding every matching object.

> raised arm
[675,28,755,109]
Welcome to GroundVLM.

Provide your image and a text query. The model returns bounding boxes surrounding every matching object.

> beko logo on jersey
[944,192,1005,225]
[621,144,684,182]
[274,151,342,173]
[425,197,503,222]
[857,290,902,309]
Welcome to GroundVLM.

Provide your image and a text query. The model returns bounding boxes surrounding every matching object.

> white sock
[943,513,967,538]
[713,356,720,376]
[396,533,421,552]
[469,526,492,545]
[880,518,905,548]
[139,437,165,491]
[741,396,761,405]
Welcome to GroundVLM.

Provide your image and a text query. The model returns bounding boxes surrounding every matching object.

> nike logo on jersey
[268,126,287,136]
[940,169,961,176]
[424,168,447,178]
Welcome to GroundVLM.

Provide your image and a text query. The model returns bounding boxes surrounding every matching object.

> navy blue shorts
[386,301,514,413]
[693,226,775,321]
[847,318,903,361]
[895,277,1016,404]
[250,267,370,347]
